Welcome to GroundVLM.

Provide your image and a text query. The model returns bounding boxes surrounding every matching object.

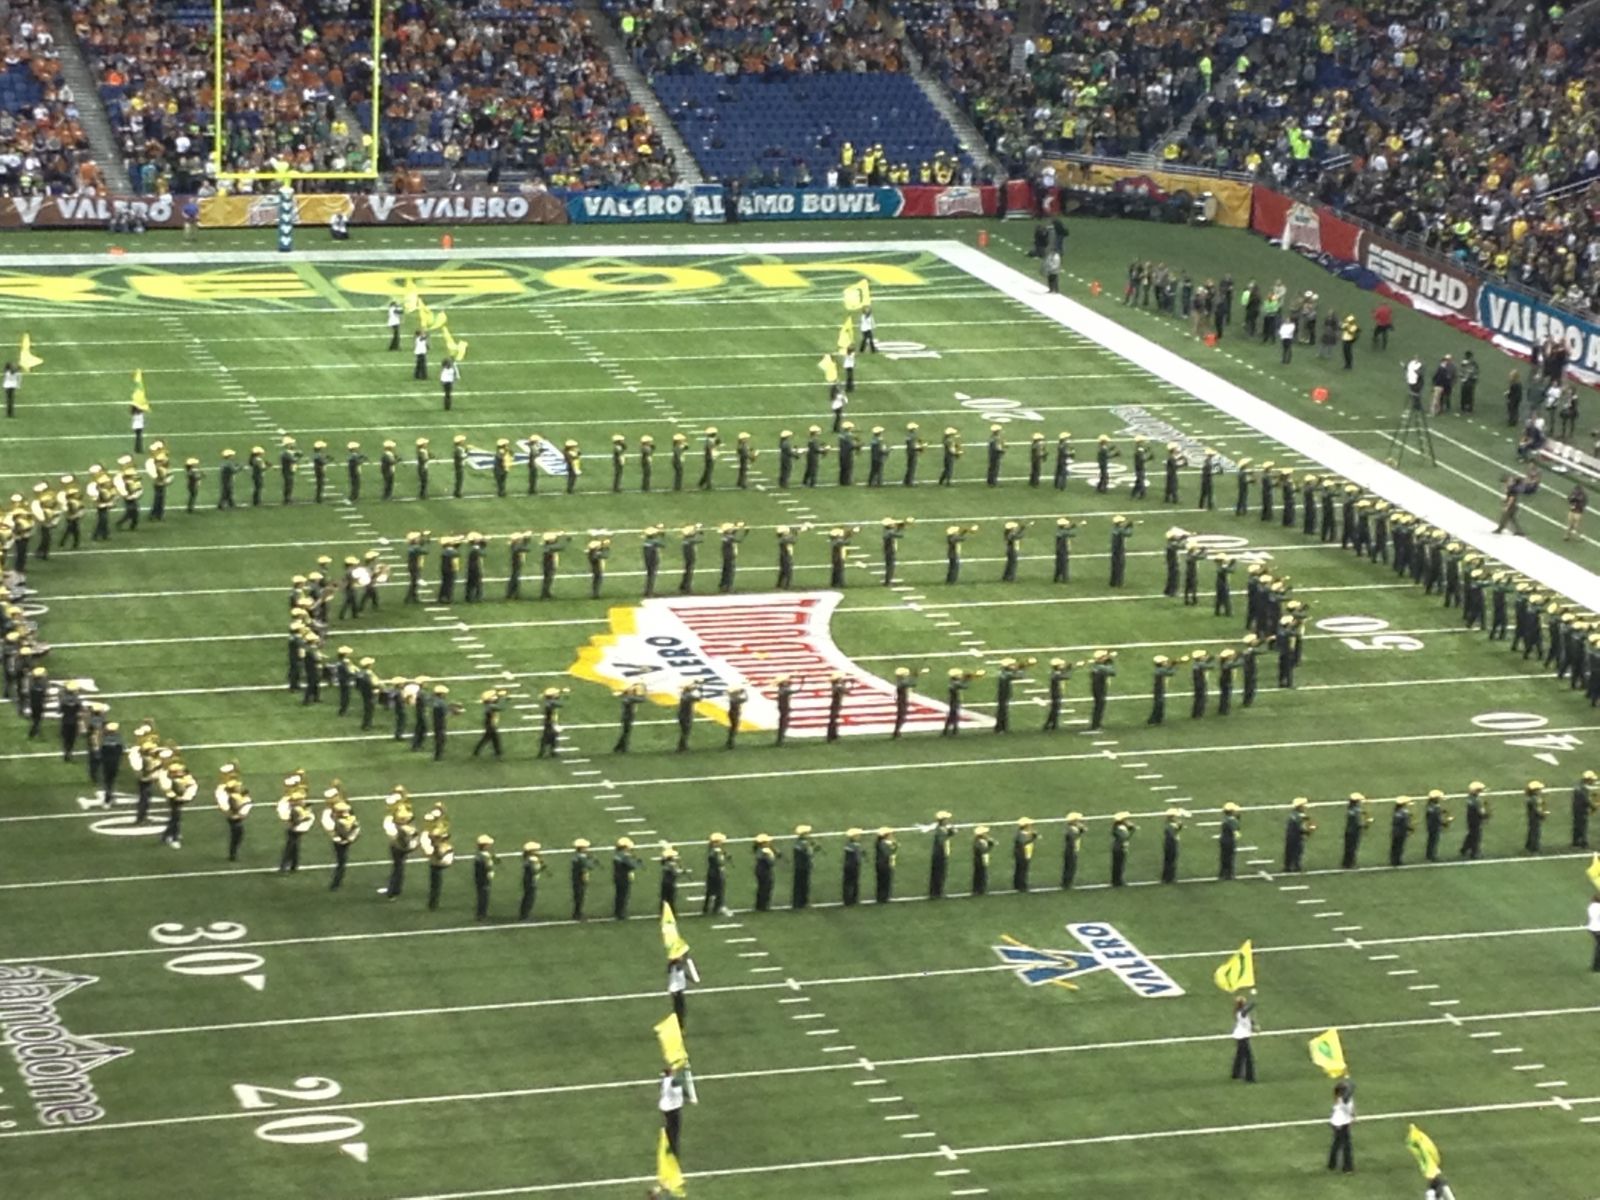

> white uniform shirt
[658,1073,685,1112]
[1587,899,1600,932]
[1330,1092,1355,1128]
[440,364,457,385]
[387,305,401,328]
[667,962,688,995]
[1231,1007,1254,1040]
[414,333,428,355]
[860,312,874,332]
[843,349,856,369]
[3,368,18,389]
[1278,319,1296,341]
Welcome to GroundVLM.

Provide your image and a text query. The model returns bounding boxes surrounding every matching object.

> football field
[2,233,1599,1199]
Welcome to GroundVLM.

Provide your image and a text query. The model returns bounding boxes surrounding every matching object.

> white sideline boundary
[936,242,1600,610]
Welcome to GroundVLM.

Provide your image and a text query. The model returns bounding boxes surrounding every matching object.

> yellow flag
[1404,1123,1440,1178]
[1586,852,1600,890]
[429,309,449,331]
[1308,1027,1347,1078]
[18,334,42,372]
[655,1129,687,1197]
[1212,939,1255,992]
[401,278,422,313]
[843,278,872,312]
[837,316,854,354]
[818,354,838,384]
[654,1013,688,1069]
[130,368,150,413]
[443,327,469,362]
[661,902,690,960]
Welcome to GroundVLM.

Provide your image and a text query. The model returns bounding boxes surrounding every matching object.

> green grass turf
[1,225,1598,1199]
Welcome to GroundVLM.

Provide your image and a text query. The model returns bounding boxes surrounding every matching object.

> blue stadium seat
[650,73,966,184]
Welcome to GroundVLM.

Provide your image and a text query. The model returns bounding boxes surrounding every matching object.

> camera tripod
[1388,397,1437,466]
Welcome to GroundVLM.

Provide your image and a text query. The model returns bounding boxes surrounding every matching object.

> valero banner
[200,192,569,228]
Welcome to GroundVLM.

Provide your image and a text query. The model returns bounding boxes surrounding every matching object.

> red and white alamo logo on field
[570,592,978,736]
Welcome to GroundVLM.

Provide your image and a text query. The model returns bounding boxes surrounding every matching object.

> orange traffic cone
[977,229,989,248]
[441,233,454,250]
[1089,280,1102,297]
[1312,386,1329,404]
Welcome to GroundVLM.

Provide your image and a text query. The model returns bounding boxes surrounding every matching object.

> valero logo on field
[995,923,1183,998]
[570,592,980,736]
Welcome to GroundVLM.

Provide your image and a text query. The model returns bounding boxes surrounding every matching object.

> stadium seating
[607,1,965,184]
[0,0,90,193]
[609,0,906,76]
[651,71,965,186]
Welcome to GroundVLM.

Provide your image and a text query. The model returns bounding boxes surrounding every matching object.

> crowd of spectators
[899,0,1233,162]
[72,0,375,193]
[1165,1,1600,317]
[609,0,904,78]
[70,0,669,193]
[379,0,672,189]
[0,0,96,194]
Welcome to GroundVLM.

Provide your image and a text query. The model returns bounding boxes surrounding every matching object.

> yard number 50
[1315,615,1424,651]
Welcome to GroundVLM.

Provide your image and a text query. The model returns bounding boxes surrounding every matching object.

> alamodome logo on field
[995,922,1184,998]
[570,592,984,737]
[0,964,132,1125]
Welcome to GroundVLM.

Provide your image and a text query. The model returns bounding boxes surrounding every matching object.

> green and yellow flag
[818,354,839,384]
[655,1129,687,1197]
[836,316,854,354]
[429,308,449,332]
[401,279,422,313]
[442,326,469,363]
[654,1012,688,1070]
[130,368,150,413]
[1212,939,1255,992]
[1308,1027,1347,1078]
[1586,852,1600,890]
[843,278,872,312]
[661,902,690,960]
[18,334,42,372]
[1404,1123,1440,1178]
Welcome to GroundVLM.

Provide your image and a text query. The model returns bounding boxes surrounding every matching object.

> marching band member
[215,763,250,861]
[159,759,198,850]
[328,801,359,891]
[277,772,315,873]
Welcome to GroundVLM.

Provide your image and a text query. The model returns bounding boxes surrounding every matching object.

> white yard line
[7,714,1595,773]
[28,541,1349,603]
[75,958,1597,1043]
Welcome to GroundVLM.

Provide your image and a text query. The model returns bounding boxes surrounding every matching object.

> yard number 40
[230,1076,369,1164]
[1471,711,1582,767]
